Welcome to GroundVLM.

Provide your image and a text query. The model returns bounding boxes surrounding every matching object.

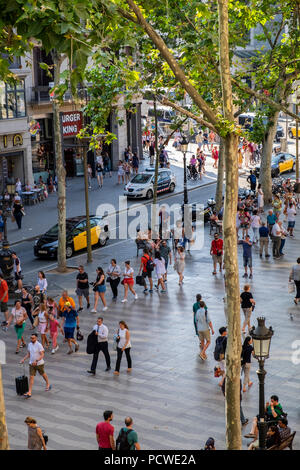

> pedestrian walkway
[2,215,300,449]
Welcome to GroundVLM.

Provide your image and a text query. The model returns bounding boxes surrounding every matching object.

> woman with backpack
[25,416,47,450]
[241,336,254,393]
[194,300,214,360]
[114,321,132,375]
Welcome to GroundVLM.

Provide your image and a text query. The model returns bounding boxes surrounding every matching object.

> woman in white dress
[154,251,166,293]
[117,160,125,184]
[257,184,264,213]
[174,246,185,286]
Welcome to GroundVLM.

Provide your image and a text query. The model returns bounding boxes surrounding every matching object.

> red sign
[61,111,83,137]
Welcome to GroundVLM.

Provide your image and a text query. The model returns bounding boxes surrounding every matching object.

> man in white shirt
[287,203,297,237]
[271,222,281,258]
[87,317,111,375]
[20,333,51,397]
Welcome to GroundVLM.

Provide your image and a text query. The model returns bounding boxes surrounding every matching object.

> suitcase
[15,365,29,395]
[135,275,144,286]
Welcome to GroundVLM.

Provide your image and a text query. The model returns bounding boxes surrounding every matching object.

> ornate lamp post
[250,317,274,450]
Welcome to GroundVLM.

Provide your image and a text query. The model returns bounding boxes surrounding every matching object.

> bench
[268,431,296,451]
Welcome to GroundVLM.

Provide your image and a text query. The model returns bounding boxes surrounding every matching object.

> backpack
[143,255,154,272]
[214,336,226,361]
[116,428,133,451]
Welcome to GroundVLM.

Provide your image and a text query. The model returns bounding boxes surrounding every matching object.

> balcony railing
[30,86,73,104]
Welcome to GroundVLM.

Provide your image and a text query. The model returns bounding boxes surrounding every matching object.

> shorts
[240,224,249,229]
[242,308,252,321]
[212,254,222,263]
[76,288,89,299]
[123,278,134,285]
[96,285,106,293]
[29,364,45,376]
[243,256,252,268]
[198,330,211,342]
[14,322,26,340]
[288,221,295,228]
[0,301,8,313]
[64,327,75,339]
[38,322,47,334]
[142,270,152,279]
[15,271,22,281]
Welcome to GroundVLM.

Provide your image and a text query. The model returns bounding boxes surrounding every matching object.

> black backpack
[145,257,155,272]
[214,336,226,361]
[116,428,133,451]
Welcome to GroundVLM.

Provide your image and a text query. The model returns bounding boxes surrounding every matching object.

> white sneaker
[121,299,128,303]
[15,289,21,293]
[51,349,55,354]
[90,309,97,313]
[55,345,59,352]
[103,306,108,311]
[134,295,138,300]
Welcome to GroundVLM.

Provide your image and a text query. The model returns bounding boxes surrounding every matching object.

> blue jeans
[279,238,285,254]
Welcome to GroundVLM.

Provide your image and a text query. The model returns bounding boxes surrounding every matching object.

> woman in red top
[210,233,223,275]
[212,146,219,168]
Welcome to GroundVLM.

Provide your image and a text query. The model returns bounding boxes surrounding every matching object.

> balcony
[30,86,73,104]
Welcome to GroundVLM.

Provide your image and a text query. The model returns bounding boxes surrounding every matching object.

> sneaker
[249,274,253,279]
[90,309,97,313]
[55,345,59,352]
[51,349,56,354]
[15,289,21,293]
[242,419,249,426]
[242,273,248,278]
[134,294,138,300]
[143,289,148,294]
[105,366,111,372]
[87,370,95,375]
[121,299,128,303]
[78,307,83,312]
[103,306,108,311]
[67,350,74,355]
[149,289,153,294]
[161,290,166,293]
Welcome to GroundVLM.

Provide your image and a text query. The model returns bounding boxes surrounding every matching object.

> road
[16,181,217,281]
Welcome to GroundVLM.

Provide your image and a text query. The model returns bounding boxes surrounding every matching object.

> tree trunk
[151,98,160,237]
[215,137,225,212]
[52,51,67,272]
[0,365,9,450]
[259,111,279,204]
[218,0,242,450]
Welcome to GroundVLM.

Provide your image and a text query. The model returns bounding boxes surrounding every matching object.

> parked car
[124,168,176,199]
[254,152,296,178]
[238,113,284,142]
[34,216,110,259]
[288,121,300,139]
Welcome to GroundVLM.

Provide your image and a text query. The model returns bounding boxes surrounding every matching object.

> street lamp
[180,135,189,206]
[250,317,274,450]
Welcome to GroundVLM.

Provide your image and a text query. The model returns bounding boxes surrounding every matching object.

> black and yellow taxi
[255,152,296,178]
[34,215,110,259]
[288,121,300,139]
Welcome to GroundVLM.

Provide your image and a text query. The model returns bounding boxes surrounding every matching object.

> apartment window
[0,80,26,119]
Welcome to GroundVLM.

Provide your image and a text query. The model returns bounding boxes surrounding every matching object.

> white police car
[124,168,176,199]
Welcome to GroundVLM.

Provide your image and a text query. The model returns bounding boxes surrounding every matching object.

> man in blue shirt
[267,210,277,235]
[259,222,270,258]
[242,235,253,278]
[247,170,257,192]
[61,302,80,355]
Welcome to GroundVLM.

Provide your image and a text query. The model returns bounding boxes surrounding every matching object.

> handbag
[288,281,295,294]
[21,208,26,216]
[135,275,143,286]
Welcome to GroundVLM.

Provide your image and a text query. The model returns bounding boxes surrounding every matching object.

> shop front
[61,111,84,177]
[0,129,32,191]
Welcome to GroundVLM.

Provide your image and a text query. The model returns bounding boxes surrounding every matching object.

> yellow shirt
[58,296,75,312]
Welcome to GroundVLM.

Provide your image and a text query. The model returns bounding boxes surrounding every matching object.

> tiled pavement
[2,215,300,450]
